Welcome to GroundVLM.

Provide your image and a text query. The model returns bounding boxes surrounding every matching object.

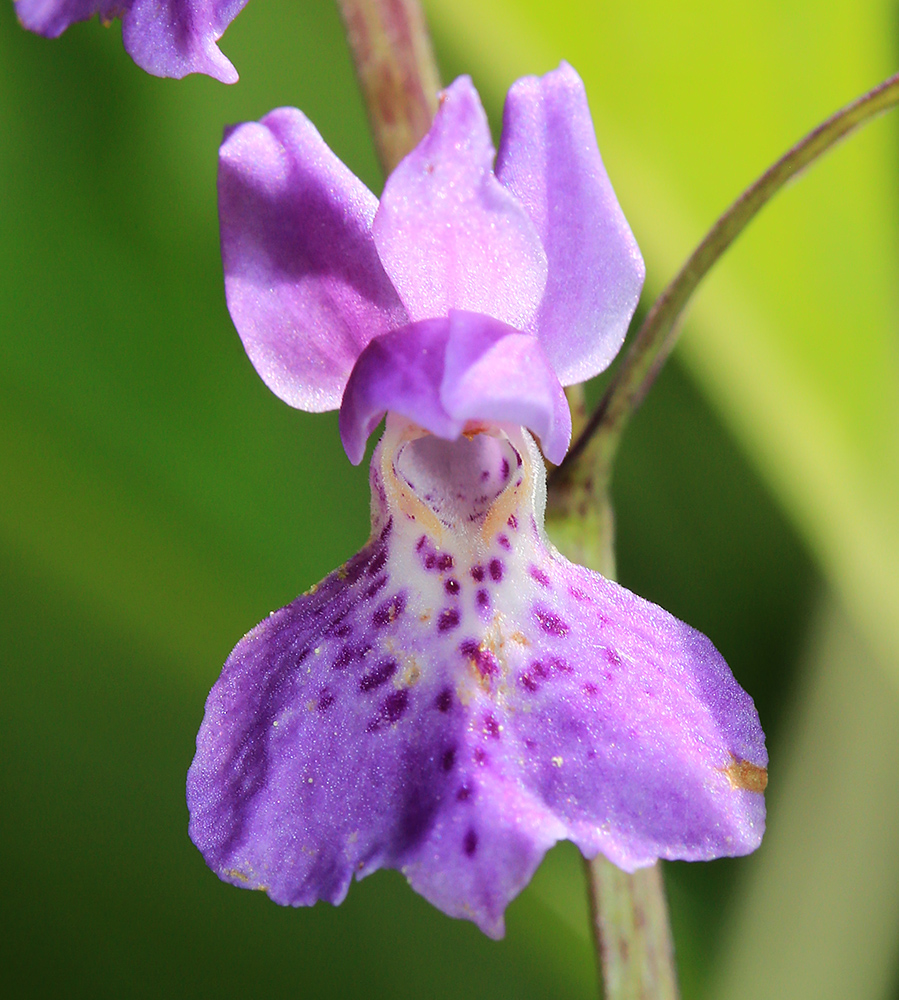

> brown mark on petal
[724,756,768,793]
[399,656,422,688]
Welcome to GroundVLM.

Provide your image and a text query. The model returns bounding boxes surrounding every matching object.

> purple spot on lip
[456,783,472,801]
[534,606,569,637]
[442,747,456,771]
[437,553,454,571]
[470,565,485,582]
[476,589,490,611]
[483,714,500,739]
[444,578,460,595]
[489,559,504,582]
[529,566,551,588]
[367,547,387,576]
[318,689,335,711]
[438,608,461,632]
[333,643,367,671]
[373,592,406,627]
[460,640,498,678]
[341,553,368,586]
[521,656,570,692]
[473,747,488,766]
[360,658,397,691]
[463,829,478,856]
[435,687,452,712]
[501,458,510,479]
[424,553,437,570]
[507,514,518,529]
[384,690,408,722]
[367,689,409,731]
[416,535,427,551]
[497,534,511,551]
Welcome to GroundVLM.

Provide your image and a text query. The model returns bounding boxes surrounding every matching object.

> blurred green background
[2,0,897,997]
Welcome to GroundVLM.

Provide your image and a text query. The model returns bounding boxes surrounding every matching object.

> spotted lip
[187,419,766,939]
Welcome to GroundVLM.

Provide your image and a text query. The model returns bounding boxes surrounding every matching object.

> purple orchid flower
[15,0,247,82]
[187,63,767,938]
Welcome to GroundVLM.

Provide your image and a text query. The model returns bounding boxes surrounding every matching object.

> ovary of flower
[186,63,767,938]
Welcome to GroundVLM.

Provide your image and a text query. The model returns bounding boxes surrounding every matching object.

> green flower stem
[586,861,680,1000]
[556,68,899,486]
[547,474,680,1000]
[334,0,441,175]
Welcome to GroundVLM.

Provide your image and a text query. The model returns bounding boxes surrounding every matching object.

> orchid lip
[188,419,766,937]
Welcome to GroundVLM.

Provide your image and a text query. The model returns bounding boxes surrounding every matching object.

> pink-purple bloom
[15,0,247,82]
[187,63,767,937]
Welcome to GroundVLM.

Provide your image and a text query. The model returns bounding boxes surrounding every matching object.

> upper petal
[15,0,247,83]
[496,63,645,384]
[220,109,408,412]
[372,76,547,330]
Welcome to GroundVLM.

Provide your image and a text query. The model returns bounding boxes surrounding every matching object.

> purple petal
[15,0,116,37]
[124,0,247,82]
[441,311,570,465]
[496,63,645,384]
[15,0,248,83]
[339,312,570,465]
[189,422,766,936]
[220,109,408,412]
[506,549,767,870]
[338,319,464,466]
[372,77,548,330]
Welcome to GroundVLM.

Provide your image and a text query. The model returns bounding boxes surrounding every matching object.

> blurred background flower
[1,1,896,998]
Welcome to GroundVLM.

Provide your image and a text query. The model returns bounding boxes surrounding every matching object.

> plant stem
[586,861,680,1000]
[555,68,899,486]
[546,482,680,1000]
[334,0,441,175]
